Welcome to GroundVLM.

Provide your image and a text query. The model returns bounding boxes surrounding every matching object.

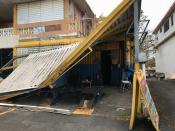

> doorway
[101,50,111,85]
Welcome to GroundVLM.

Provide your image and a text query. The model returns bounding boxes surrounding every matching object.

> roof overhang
[74,0,95,18]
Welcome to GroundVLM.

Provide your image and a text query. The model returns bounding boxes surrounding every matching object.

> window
[160,27,162,33]
[171,15,174,26]
[164,20,169,33]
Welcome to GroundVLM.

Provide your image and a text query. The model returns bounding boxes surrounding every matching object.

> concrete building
[153,2,175,79]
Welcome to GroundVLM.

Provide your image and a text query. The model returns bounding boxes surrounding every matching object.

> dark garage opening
[0,48,13,79]
[101,50,112,85]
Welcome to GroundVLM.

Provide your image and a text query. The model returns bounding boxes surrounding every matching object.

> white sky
[86,0,174,30]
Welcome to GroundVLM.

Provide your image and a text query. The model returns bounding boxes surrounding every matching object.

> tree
[139,10,156,68]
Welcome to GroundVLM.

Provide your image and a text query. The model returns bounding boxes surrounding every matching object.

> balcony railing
[0,19,94,40]
[0,28,14,37]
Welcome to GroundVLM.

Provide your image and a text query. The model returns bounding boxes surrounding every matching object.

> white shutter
[41,0,53,22]
[17,0,64,24]
[17,4,29,24]
[29,1,41,23]
[52,0,64,20]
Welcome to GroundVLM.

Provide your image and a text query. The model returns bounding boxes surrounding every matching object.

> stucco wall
[156,36,175,79]
[0,35,19,49]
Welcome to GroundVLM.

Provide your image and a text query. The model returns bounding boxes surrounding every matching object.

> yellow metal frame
[0,66,18,71]
[13,47,18,67]
[40,0,134,87]
[17,37,84,48]
[129,63,140,130]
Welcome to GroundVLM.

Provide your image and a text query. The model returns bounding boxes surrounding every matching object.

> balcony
[0,28,19,49]
[16,19,94,40]
[0,28,14,37]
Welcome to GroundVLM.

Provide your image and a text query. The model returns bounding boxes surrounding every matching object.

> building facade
[0,0,137,87]
[0,0,95,78]
[153,2,175,79]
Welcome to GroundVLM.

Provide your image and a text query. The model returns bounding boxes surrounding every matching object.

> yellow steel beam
[0,66,18,71]
[40,0,134,87]
[13,47,18,67]
[17,37,84,48]
[101,27,128,40]
[129,63,140,130]
[100,18,133,39]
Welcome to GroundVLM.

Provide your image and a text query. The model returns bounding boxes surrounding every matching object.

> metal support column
[134,0,140,62]
[129,0,140,130]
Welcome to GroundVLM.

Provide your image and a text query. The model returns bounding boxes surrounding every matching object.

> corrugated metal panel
[16,45,65,65]
[0,43,79,94]
[17,0,64,24]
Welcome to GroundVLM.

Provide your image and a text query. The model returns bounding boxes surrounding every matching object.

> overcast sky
[86,0,174,30]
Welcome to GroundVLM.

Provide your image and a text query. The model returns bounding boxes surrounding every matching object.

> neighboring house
[0,0,94,77]
[153,2,175,79]
[0,0,95,40]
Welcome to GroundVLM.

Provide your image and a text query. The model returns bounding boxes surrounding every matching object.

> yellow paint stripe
[0,108,16,116]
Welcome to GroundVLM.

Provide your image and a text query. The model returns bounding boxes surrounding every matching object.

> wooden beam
[13,4,17,35]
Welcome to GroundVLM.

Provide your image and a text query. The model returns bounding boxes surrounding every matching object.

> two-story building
[0,0,139,90]
[0,0,95,78]
[153,2,175,79]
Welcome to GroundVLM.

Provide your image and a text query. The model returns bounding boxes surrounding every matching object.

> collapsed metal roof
[0,43,79,96]
[0,0,135,99]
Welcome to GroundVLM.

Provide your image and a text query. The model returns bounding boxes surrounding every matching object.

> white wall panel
[156,36,175,79]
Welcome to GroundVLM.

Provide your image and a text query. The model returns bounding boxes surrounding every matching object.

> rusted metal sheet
[0,43,79,95]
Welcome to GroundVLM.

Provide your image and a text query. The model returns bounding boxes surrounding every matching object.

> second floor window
[160,27,162,33]
[164,20,169,33]
[171,15,174,26]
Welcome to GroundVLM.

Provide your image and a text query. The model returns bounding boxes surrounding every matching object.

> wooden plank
[0,103,71,115]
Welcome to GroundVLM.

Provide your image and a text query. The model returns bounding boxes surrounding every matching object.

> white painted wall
[0,36,19,49]
[0,28,19,48]
[156,36,175,79]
